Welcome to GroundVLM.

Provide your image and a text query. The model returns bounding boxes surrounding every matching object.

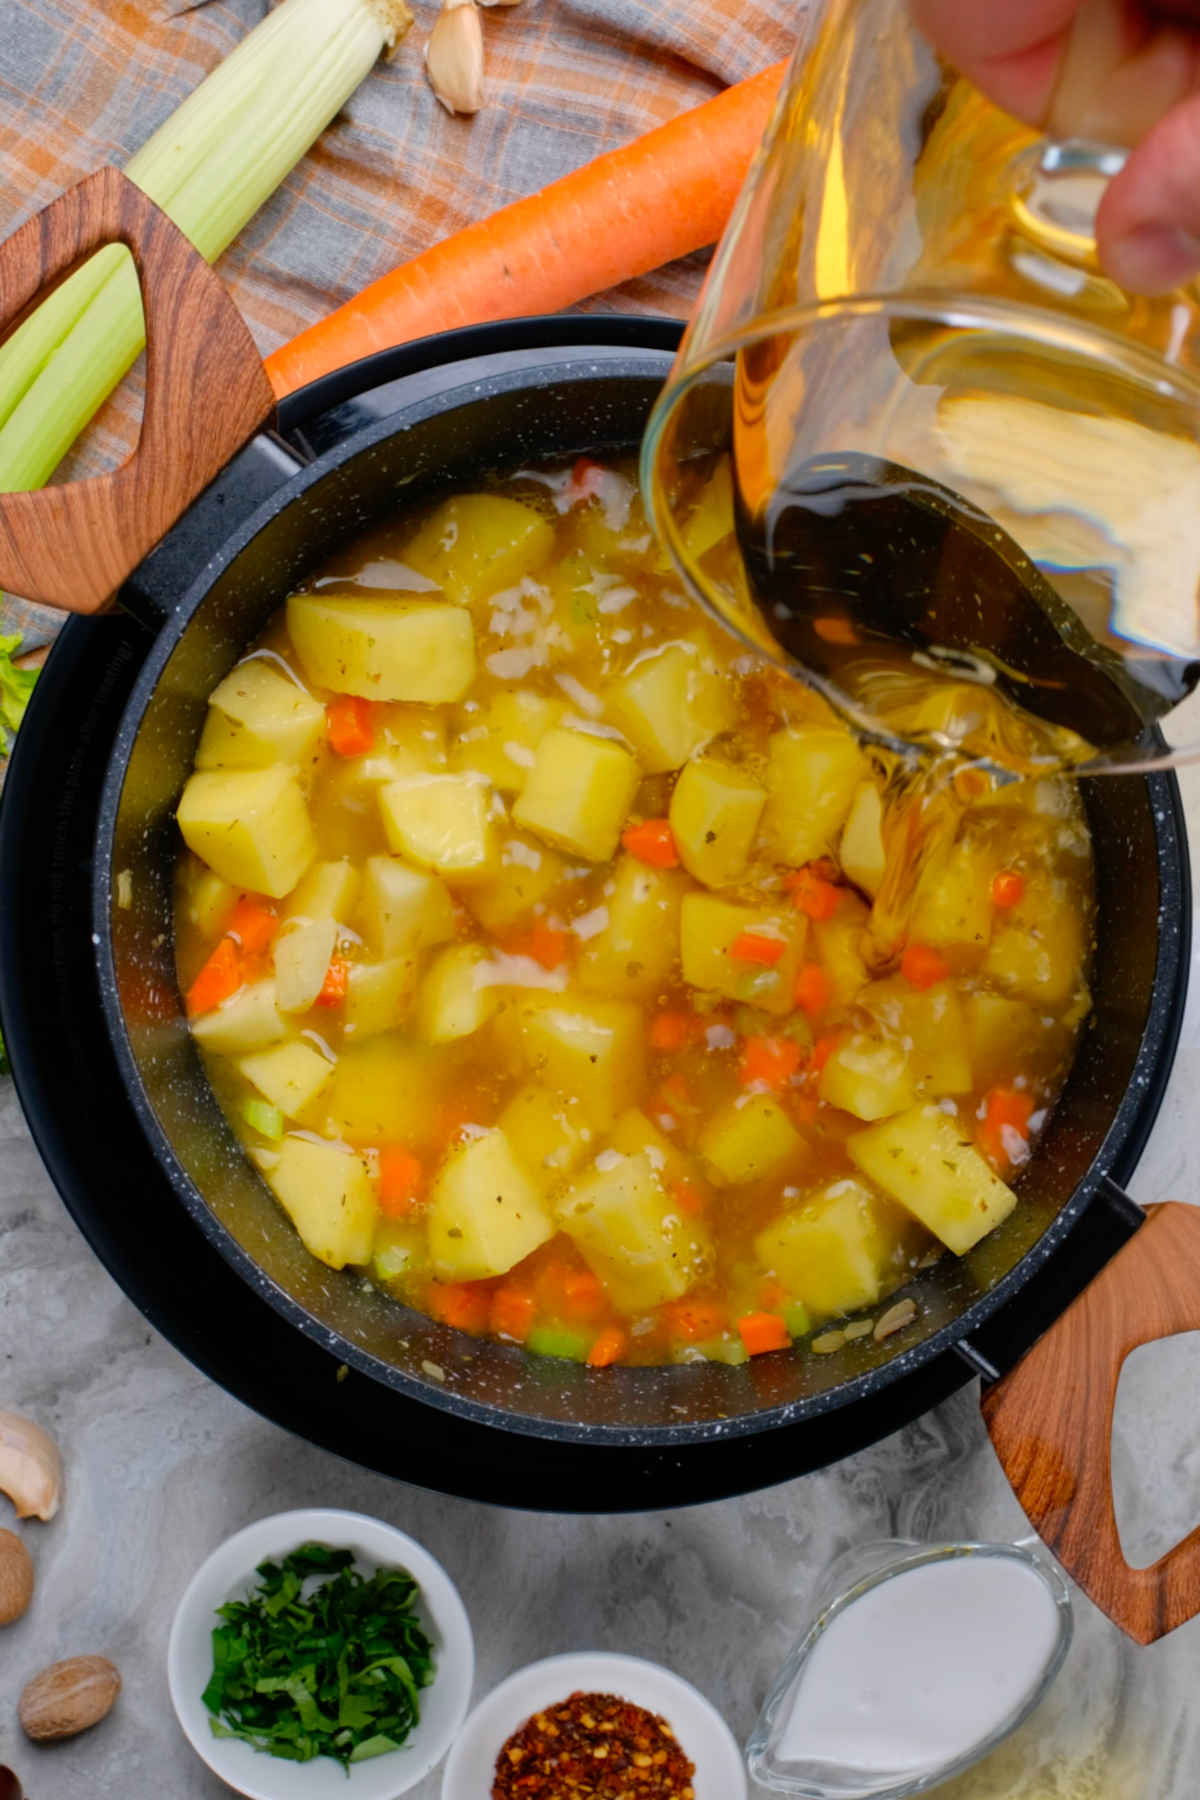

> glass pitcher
[641,0,1200,775]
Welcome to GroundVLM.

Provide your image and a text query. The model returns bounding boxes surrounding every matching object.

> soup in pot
[172,456,1094,1369]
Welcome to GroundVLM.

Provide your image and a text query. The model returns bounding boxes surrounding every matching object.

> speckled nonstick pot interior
[92,320,1189,1460]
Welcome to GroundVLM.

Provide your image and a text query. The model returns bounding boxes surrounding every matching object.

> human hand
[910,1,1200,293]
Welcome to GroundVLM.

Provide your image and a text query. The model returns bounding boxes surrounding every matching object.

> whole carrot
[266,59,789,398]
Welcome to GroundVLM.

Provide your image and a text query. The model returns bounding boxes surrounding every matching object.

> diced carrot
[809,1033,840,1075]
[227,894,278,958]
[979,1085,1035,1169]
[506,918,573,970]
[559,1268,607,1323]
[737,1311,791,1356]
[185,937,243,1018]
[991,869,1026,910]
[315,955,349,1007]
[785,866,841,919]
[788,1092,820,1129]
[490,1284,536,1344]
[587,1326,629,1368]
[812,614,860,646]
[759,1277,787,1311]
[793,962,831,1018]
[377,1145,424,1218]
[900,943,950,990]
[621,818,680,869]
[671,1178,707,1216]
[739,1034,804,1090]
[730,929,785,967]
[650,1010,694,1052]
[427,1280,491,1335]
[325,693,375,757]
[662,1298,729,1342]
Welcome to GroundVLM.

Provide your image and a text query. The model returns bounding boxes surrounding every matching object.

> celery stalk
[0,0,411,494]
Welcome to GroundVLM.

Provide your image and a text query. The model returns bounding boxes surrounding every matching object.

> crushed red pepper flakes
[492,1690,696,1800]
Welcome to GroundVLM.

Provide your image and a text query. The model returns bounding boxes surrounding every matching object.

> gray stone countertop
[1,770,1198,1800]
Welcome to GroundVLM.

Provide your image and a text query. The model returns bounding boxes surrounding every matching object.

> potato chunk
[379,773,497,881]
[907,837,995,966]
[324,1034,443,1145]
[498,994,644,1128]
[343,957,418,1040]
[499,1085,595,1181]
[177,766,315,900]
[273,917,338,1013]
[848,1103,1017,1254]
[964,990,1044,1089]
[358,855,456,958]
[287,594,475,703]
[556,1152,712,1311]
[427,1129,554,1281]
[756,1179,902,1321]
[285,859,360,924]
[699,1093,806,1186]
[416,943,496,1043]
[401,494,554,607]
[451,690,564,793]
[819,1033,918,1121]
[178,861,237,940]
[265,1137,376,1269]
[237,1041,334,1118]
[606,642,736,774]
[196,659,325,770]
[839,782,886,897]
[680,893,803,1015]
[577,856,687,999]
[980,873,1089,1008]
[810,897,870,1011]
[669,758,766,888]
[761,727,866,864]
[859,977,973,1097]
[513,728,640,862]
[191,979,287,1056]
[464,835,566,933]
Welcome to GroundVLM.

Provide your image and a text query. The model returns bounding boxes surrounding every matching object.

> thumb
[1097,91,1200,292]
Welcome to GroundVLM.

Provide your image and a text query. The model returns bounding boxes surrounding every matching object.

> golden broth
[173,455,1094,1369]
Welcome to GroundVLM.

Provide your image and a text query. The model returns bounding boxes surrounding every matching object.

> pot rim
[90,315,1192,1450]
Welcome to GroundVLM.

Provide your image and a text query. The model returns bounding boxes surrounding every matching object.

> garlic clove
[0,1414,62,1523]
[0,1530,33,1627]
[19,1656,120,1743]
[425,0,485,115]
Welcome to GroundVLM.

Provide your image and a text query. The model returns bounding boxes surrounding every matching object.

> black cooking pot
[0,173,1196,1643]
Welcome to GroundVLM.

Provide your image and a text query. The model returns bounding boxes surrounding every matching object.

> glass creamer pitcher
[641,0,1200,775]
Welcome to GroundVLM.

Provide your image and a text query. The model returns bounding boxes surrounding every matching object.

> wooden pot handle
[983,1201,1200,1644]
[0,167,275,614]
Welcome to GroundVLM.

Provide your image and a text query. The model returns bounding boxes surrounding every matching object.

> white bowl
[441,1650,746,1800]
[168,1507,474,1799]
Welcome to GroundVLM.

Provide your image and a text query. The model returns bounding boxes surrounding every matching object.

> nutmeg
[18,1655,120,1742]
[0,1531,32,1625]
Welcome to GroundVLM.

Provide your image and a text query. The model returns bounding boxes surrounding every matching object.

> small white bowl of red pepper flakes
[440,1650,746,1800]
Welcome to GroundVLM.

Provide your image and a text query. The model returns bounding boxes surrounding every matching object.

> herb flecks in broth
[173,455,1095,1369]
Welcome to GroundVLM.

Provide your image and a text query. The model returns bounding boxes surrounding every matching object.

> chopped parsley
[202,1542,434,1766]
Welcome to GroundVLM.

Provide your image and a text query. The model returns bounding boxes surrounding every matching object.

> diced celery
[783,1300,811,1339]
[526,1325,591,1363]
[241,1097,284,1141]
